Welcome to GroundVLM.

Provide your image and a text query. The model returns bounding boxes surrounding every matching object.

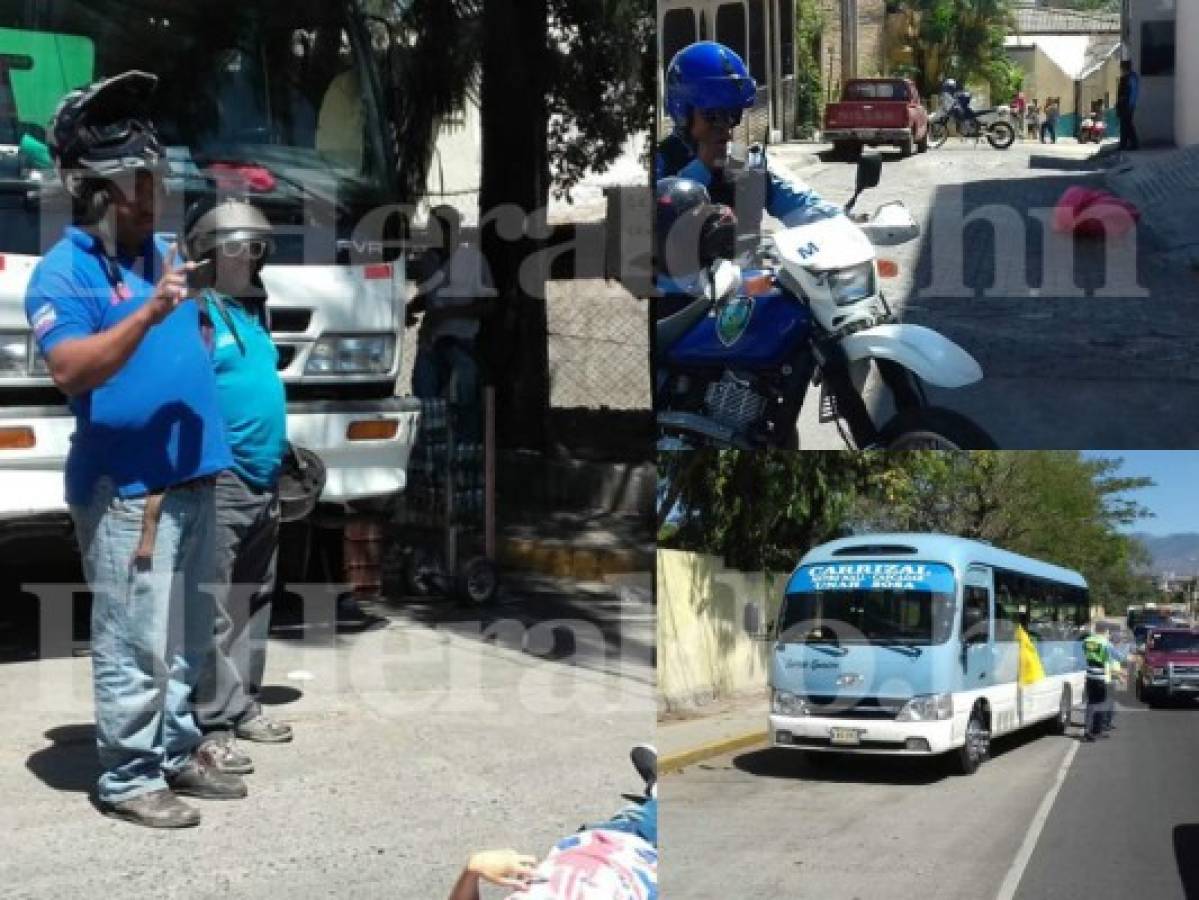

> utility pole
[842,0,859,84]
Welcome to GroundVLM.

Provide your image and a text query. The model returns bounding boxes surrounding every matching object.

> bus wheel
[1049,686,1071,736]
[953,706,989,775]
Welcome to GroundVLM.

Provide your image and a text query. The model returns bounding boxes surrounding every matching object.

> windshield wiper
[188,154,350,217]
[874,640,923,658]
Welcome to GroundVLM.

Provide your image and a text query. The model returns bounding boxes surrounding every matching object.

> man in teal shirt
[186,198,293,775]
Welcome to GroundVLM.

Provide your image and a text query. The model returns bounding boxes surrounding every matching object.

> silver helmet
[183,197,275,261]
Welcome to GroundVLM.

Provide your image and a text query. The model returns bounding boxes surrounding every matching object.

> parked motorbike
[1078,111,1108,144]
[929,104,1016,150]
[654,153,996,451]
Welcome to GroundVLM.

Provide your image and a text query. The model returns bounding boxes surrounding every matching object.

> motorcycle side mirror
[856,152,883,192]
[845,152,883,214]
[705,258,741,303]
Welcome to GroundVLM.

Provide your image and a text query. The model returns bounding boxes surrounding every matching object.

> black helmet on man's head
[49,71,165,193]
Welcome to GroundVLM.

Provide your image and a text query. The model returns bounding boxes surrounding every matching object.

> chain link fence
[397,278,650,413]
[545,279,649,411]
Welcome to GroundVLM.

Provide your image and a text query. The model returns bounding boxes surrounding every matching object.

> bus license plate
[830,728,861,746]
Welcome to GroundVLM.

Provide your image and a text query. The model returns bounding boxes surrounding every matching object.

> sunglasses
[219,239,269,260]
[698,108,743,127]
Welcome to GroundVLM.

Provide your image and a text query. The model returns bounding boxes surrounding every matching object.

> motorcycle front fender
[840,323,983,389]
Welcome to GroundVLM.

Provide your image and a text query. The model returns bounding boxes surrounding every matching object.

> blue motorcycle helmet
[665,41,757,129]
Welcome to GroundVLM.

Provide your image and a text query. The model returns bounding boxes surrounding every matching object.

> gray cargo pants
[193,470,280,735]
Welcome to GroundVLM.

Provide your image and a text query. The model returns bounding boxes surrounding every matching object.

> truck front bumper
[0,397,423,527]
[823,128,914,144]
[769,712,958,754]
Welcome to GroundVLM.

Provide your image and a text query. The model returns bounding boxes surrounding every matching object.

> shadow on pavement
[1027,153,1105,172]
[729,722,1057,786]
[1173,825,1199,899]
[25,723,99,795]
[258,685,303,706]
[730,746,948,785]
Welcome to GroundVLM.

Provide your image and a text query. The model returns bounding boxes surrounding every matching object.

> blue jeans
[587,797,658,847]
[412,337,482,442]
[71,476,217,804]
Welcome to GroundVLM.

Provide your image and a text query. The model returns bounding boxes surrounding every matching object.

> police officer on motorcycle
[655,41,840,240]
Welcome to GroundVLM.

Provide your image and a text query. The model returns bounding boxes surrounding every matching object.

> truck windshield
[1148,632,1199,654]
[779,562,957,646]
[0,0,391,254]
[845,81,907,101]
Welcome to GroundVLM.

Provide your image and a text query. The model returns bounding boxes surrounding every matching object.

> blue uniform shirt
[202,291,287,490]
[654,132,841,227]
[24,227,232,505]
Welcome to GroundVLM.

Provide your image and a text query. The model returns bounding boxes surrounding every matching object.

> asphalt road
[663,687,1199,900]
[767,141,1199,449]
[0,570,654,899]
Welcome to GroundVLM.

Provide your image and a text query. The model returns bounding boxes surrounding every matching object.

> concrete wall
[1126,0,1177,146]
[657,550,790,712]
[1176,0,1199,146]
[818,0,888,99]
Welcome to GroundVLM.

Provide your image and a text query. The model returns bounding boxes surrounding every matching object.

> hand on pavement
[467,850,539,890]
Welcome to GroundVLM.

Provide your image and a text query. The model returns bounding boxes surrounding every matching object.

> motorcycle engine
[704,371,767,432]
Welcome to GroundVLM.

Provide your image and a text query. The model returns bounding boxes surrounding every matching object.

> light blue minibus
[767,534,1089,774]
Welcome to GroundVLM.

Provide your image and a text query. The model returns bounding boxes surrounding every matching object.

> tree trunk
[479,0,551,450]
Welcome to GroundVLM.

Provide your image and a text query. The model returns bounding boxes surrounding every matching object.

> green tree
[661,451,1156,611]
[893,0,1016,97]
[478,0,652,449]
[377,0,651,449]
[793,0,826,137]
[658,450,870,572]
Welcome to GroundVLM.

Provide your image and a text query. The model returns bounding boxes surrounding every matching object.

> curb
[659,729,769,776]
[498,537,651,580]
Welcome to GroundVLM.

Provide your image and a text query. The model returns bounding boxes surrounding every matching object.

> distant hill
[1130,533,1199,576]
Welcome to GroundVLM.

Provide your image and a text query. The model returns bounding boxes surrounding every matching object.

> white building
[1122,0,1198,147]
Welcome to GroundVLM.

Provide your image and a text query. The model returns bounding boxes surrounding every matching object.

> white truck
[0,0,419,580]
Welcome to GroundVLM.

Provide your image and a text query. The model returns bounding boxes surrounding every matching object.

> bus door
[963,565,1018,733]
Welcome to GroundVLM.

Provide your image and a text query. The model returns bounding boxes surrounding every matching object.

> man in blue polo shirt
[25,72,244,828]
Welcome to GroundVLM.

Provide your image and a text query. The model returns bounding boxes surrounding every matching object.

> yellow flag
[1017,625,1045,685]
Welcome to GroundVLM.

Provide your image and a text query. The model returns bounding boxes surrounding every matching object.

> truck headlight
[818,263,875,306]
[305,334,395,375]
[0,332,29,376]
[1153,667,1167,679]
[896,693,953,722]
[772,690,809,717]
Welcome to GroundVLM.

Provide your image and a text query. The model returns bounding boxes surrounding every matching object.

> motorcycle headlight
[305,334,396,375]
[895,693,953,722]
[772,690,809,717]
[818,263,876,306]
[0,332,30,377]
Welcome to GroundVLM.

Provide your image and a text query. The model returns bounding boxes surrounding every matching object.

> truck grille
[1170,664,1199,677]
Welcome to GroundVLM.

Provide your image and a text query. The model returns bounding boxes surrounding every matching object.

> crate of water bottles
[397,398,486,528]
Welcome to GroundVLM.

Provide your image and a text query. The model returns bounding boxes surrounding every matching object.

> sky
[1083,451,1199,536]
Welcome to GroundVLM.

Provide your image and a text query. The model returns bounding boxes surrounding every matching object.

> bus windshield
[0,0,391,252]
[780,562,957,646]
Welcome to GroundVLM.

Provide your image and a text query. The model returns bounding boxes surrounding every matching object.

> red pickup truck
[824,78,930,159]
[1135,627,1199,707]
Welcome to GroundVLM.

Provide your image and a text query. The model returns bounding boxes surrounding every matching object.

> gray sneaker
[167,755,248,800]
[197,736,254,775]
[100,788,201,828]
[235,713,294,744]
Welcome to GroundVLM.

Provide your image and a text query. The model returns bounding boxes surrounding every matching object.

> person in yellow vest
[1081,631,1113,741]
